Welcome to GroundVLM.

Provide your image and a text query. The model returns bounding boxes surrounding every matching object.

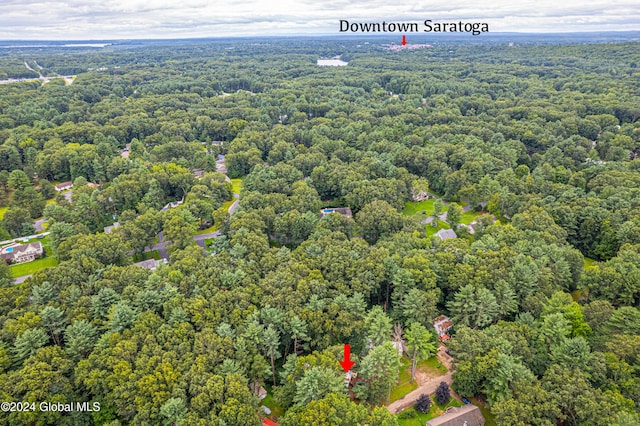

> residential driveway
[34,219,46,232]
[145,241,170,260]
[387,371,453,414]
[13,274,32,284]
[387,345,455,414]
[228,199,239,215]
[193,231,221,248]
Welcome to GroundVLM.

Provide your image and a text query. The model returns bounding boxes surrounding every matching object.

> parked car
[461,397,471,405]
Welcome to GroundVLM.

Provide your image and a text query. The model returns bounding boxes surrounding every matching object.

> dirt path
[387,345,455,414]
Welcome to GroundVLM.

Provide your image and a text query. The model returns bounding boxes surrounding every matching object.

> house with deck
[0,242,44,264]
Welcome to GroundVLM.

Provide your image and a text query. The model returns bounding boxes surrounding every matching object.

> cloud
[0,0,638,39]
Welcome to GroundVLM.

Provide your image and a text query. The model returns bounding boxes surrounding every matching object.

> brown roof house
[0,242,44,264]
[55,181,73,192]
[434,315,454,342]
[426,404,485,426]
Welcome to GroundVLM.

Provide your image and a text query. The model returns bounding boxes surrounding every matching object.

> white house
[0,242,44,264]
[55,181,73,192]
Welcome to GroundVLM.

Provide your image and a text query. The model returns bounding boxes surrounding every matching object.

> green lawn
[403,199,448,217]
[195,223,219,235]
[471,397,497,426]
[390,356,419,403]
[0,206,7,220]
[231,178,242,194]
[262,385,284,419]
[397,395,463,425]
[416,357,447,376]
[9,235,57,277]
[10,257,57,277]
[460,209,482,225]
[130,250,160,263]
[425,221,450,238]
[584,257,598,269]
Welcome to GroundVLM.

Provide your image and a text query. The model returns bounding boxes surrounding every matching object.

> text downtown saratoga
[339,20,489,36]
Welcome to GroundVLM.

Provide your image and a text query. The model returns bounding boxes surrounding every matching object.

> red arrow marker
[402,35,407,46]
[339,344,355,372]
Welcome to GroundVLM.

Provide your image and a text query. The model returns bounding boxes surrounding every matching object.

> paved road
[13,274,33,284]
[193,231,222,248]
[387,346,455,414]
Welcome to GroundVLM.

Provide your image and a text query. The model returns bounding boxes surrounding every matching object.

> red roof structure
[262,418,277,426]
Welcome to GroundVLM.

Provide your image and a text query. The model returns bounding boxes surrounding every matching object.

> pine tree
[415,393,431,413]
[436,381,450,405]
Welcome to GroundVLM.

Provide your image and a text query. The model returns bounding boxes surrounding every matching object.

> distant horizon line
[1,30,639,43]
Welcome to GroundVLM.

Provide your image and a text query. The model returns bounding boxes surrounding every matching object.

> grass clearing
[131,250,160,263]
[460,209,482,225]
[403,199,448,217]
[0,206,7,220]
[10,257,57,277]
[584,257,598,269]
[231,178,242,194]
[262,385,284,419]
[471,397,497,426]
[390,356,419,403]
[425,221,450,238]
[416,357,447,376]
[195,224,219,235]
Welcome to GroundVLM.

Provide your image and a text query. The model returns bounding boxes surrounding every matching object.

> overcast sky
[0,0,638,40]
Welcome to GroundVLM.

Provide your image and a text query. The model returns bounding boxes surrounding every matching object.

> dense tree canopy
[0,36,638,425]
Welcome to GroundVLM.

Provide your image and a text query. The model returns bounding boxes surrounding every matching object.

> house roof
[434,315,454,336]
[262,418,277,426]
[104,222,120,234]
[134,259,160,270]
[435,229,457,240]
[0,242,43,260]
[55,181,73,190]
[426,404,485,426]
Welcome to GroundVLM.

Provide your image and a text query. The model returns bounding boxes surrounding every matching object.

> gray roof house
[426,404,485,426]
[134,259,162,270]
[0,242,44,264]
[435,229,457,240]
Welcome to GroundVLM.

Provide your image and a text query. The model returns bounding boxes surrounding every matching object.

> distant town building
[317,58,348,66]
[55,181,73,192]
[435,229,457,240]
[426,404,485,426]
[320,207,353,218]
[0,242,44,264]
